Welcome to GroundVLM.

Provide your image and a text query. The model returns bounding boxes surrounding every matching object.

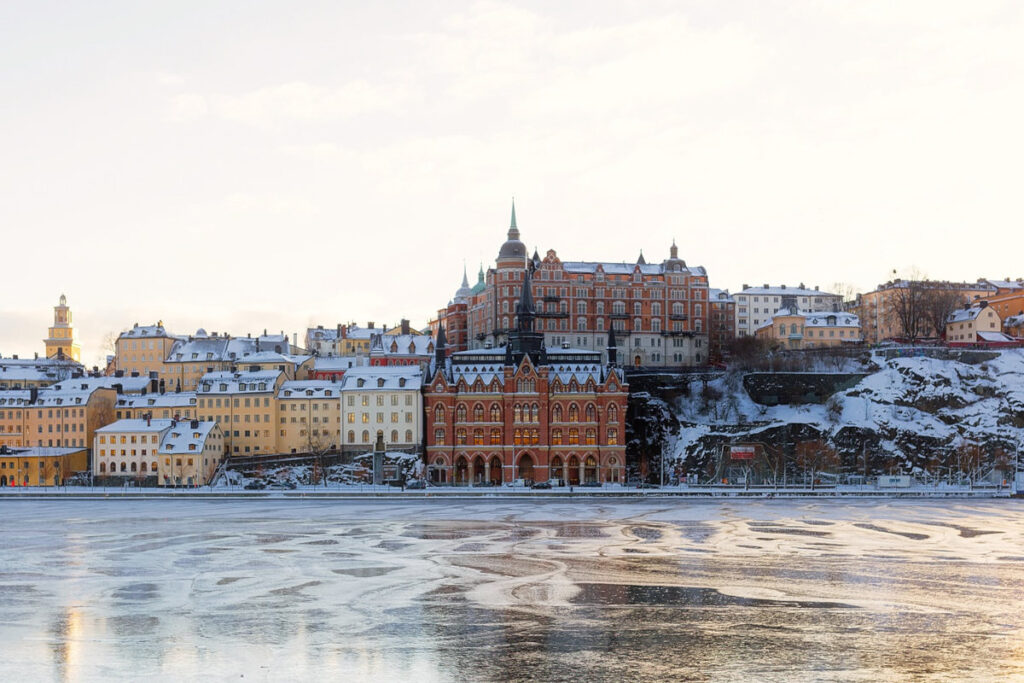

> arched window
[490,404,501,422]
[456,404,467,422]
[362,430,370,443]
[585,428,596,445]
[596,316,604,330]
[151,461,158,472]
[585,403,596,421]
[791,323,799,335]
[473,404,484,421]
[391,430,398,443]
[348,430,355,442]
[473,429,484,445]
[568,428,580,445]
[513,405,522,423]
[434,405,445,423]
[405,430,412,442]
[608,428,618,445]
[99,462,106,473]
[608,405,618,422]
[652,302,661,317]
[140,462,147,472]
[434,428,445,444]
[568,404,579,422]
[531,403,539,422]
[552,428,563,445]
[552,405,563,422]
[456,428,467,445]
[490,428,501,445]
[513,428,523,445]
[120,462,127,472]
[577,318,586,330]
[531,429,539,445]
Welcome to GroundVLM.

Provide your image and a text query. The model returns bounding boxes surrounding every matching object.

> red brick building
[434,202,711,368]
[424,267,629,486]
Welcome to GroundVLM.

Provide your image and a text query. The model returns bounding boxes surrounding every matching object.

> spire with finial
[461,262,470,289]
[670,239,678,260]
[516,266,536,332]
[477,262,484,283]
[434,324,447,371]
[637,250,646,265]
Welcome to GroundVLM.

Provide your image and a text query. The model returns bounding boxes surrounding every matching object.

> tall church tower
[44,294,81,362]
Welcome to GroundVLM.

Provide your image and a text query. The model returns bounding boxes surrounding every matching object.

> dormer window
[357,378,365,388]
[305,390,313,396]
[325,391,332,397]
[377,378,385,388]
[259,383,267,391]
[399,378,406,387]
[219,384,227,392]
[284,390,292,397]
[238,383,247,391]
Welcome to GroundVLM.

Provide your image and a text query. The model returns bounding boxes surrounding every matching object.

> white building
[733,284,843,337]
[339,367,423,454]
[94,418,173,479]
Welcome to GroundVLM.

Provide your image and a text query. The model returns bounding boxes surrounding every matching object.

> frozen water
[0,499,1023,681]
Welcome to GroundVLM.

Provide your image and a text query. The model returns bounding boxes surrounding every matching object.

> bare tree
[920,285,966,339]
[887,272,929,341]
[831,282,858,309]
[795,439,839,490]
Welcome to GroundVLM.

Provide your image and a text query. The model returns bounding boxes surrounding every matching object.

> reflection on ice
[0,499,1021,681]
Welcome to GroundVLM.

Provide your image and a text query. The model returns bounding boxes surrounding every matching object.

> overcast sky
[2,1,1022,366]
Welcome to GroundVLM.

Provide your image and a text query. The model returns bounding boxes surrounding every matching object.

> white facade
[733,284,842,337]
[339,367,423,453]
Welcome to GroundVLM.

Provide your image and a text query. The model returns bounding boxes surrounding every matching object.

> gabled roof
[160,421,220,453]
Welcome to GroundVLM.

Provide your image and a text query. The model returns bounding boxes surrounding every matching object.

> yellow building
[946,303,1003,344]
[115,323,183,380]
[156,420,224,486]
[163,332,294,391]
[196,370,286,456]
[44,295,81,362]
[756,309,862,349]
[0,384,116,452]
[0,446,88,487]
[276,380,341,454]
[305,324,376,357]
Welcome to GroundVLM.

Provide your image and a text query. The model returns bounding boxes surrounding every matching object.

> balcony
[609,313,629,319]
[669,314,688,321]
[536,311,568,319]
[541,295,562,303]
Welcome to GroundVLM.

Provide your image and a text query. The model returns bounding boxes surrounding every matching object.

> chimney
[815,285,819,291]
[34,352,38,360]
[401,319,410,335]
[292,332,297,348]
[763,283,769,289]
[115,370,124,378]
[29,387,38,404]
[113,383,123,394]
[159,379,166,394]
[147,416,151,426]
[368,322,374,329]
[11,355,17,360]
[150,378,159,394]
[130,372,139,378]
[190,419,199,429]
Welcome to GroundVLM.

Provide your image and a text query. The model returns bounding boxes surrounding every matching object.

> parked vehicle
[636,482,660,489]
[406,480,427,490]
[244,481,265,490]
[531,481,552,490]
[266,481,297,490]
[580,481,603,488]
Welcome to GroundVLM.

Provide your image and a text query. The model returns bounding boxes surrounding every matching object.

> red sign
[730,446,756,460]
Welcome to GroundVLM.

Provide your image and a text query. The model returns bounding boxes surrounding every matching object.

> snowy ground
[1,499,1023,681]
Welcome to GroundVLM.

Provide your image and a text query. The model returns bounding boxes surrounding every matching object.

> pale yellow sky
[2,1,1023,366]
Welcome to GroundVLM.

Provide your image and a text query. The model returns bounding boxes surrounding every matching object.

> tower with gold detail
[44,294,81,362]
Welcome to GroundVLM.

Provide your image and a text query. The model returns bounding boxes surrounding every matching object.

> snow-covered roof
[314,356,366,371]
[736,285,838,298]
[1004,314,1024,329]
[278,380,340,399]
[451,363,504,387]
[978,331,1015,342]
[63,376,151,394]
[760,309,860,329]
[198,370,283,394]
[119,325,180,339]
[117,392,197,409]
[339,366,423,391]
[235,351,311,365]
[160,421,220,453]
[96,418,175,434]
[371,334,434,356]
[947,306,996,324]
[984,279,1024,291]
[561,261,707,277]
[0,390,33,405]
[709,288,734,303]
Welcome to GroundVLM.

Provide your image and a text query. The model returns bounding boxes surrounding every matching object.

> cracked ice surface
[1,499,1023,681]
